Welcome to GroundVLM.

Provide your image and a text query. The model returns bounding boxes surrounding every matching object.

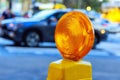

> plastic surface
[47,59,92,80]
[55,11,94,61]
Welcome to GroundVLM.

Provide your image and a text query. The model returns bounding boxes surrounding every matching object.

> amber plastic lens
[55,11,94,61]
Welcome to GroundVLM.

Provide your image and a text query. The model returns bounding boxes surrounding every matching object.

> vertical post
[78,0,82,9]
[9,0,12,10]
[53,0,56,9]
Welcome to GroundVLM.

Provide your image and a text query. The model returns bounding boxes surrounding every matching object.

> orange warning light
[55,11,94,61]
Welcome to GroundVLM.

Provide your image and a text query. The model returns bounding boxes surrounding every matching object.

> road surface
[0,33,120,80]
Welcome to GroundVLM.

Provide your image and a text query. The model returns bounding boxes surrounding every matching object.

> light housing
[55,11,94,61]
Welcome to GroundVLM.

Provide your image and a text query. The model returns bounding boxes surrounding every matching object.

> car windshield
[31,10,56,20]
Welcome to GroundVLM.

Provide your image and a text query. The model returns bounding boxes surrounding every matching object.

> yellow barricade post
[47,11,94,80]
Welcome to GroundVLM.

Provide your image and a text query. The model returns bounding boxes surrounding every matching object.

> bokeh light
[86,6,92,11]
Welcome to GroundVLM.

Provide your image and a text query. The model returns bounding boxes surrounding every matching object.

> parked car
[0,9,107,48]
[94,18,120,33]
[74,9,108,48]
[89,17,107,48]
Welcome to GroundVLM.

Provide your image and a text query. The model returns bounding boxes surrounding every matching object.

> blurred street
[0,33,120,80]
[0,0,120,80]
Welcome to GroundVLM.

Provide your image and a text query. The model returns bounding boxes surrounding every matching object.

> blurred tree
[63,0,108,12]
[81,0,108,12]
[37,0,50,3]
[7,0,12,10]
[63,0,77,8]
[22,0,31,13]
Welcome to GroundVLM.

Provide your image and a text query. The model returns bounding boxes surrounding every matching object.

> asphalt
[0,36,120,80]
[0,52,120,80]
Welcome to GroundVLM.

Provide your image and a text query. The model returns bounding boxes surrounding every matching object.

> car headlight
[100,29,106,34]
[9,23,15,27]
[7,23,17,30]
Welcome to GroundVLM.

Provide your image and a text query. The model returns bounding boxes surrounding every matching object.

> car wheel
[24,31,40,47]
[14,41,21,46]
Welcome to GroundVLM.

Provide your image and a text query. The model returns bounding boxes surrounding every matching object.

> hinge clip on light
[47,11,94,80]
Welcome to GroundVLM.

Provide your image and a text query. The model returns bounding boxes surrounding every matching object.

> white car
[94,18,120,33]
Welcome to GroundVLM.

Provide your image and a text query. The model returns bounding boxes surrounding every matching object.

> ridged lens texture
[55,11,94,61]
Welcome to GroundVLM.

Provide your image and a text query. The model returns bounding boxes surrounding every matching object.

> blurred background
[0,0,120,80]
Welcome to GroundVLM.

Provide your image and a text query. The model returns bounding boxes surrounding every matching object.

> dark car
[89,17,108,48]
[0,9,107,47]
